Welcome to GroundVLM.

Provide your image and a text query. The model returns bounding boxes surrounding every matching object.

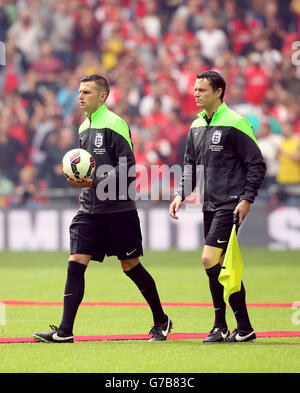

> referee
[169,70,266,343]
[33,74,172,343]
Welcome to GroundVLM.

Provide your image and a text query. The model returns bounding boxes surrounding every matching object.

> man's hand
[67,178,94,188]
[233,199,251,226]
[169,195,182,220]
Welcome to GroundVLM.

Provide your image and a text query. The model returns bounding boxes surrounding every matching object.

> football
[62,148,95,180]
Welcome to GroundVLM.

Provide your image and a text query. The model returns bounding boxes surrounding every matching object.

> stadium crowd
[0,0,300,207]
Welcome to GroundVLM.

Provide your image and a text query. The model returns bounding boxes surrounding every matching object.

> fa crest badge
[212,130,222,144]
[95,133,103,148]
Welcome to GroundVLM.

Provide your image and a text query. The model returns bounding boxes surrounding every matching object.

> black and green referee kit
[176,101,266,211]
[78,103,136,214]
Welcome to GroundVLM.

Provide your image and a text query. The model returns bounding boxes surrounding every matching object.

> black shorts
[70,209,143,262]
[203,210,239,254]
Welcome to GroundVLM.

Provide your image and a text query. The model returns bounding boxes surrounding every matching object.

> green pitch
[0,249,299,373]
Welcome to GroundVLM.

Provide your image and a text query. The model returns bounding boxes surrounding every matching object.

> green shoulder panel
[79,118,90,134]
[106,111,133,151]
[190,116,207,128]
[232,117,259,146]
[213,107,258,146]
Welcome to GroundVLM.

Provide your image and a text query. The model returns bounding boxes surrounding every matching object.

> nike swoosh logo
[126,249,136,256]
[162,318,171,337]
[235,331,255,342]
[52,332,73,341]
[217,239,227,244]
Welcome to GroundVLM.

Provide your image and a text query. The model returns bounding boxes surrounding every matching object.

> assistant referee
[33,74,172,343]
[169,70,266,343]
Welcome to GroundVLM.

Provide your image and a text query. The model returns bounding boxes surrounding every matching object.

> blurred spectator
[276,122,300,183]
[56,73,79,117]
[270,84,296,124]
[8,9,45,66]
[256,122,282,190]
[243,52,270,105]
[141,0,162,42]
[139,79,175,117]
[0,169,14,197]
[176,47,209,120]
[227,83,255,118]
[195,16,228,65]
[254,35,283,71]
[31,113,64,178]
[14,166,38,207]
[107,71,142,116]
[75,51,103,77]
[144,124,171,166]
[208,0,227,27]
[160,108,187,164]
[175,0,206,33]
[281,56,300,101]
[143,97,168,129]
[290,0,300,32]
[213,49,243,86]
[126,19,157,71]
[163,15,195,64]
[0,168,14,208]
[101,27,125,71]
[263,0,286,50]
[0,3,12,42]
[31,41,63,90]
[49,2,75,68]
[73,7,101,56]
[246,100,281,135]
[226,4,262,56]
[275,122,300,204]
[1,91,30,154]
[0,37,25,93]
[42,126,77,188]
[19,69,43,117]
[0,113,26,183]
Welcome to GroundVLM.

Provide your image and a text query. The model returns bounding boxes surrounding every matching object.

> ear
[100,91,108,102]
[216,87,223,98]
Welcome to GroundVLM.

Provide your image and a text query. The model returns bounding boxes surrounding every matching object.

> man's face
[78,81,106,113]
[194,78,221,110]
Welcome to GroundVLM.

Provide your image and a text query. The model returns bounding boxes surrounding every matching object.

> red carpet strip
[0,331,300,344]
[2,300,299,308]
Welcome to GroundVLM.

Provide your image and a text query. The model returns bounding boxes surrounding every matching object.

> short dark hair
[80,74,110,98]
[196,70,226,100]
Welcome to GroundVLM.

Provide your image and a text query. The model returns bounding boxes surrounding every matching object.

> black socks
[229,281,252,331]
[206,263,227,328]
[206,263,252,331]
[58,260,167,335]
[125,263,167,325]
[59,261,87,335]
[58,260,252,336]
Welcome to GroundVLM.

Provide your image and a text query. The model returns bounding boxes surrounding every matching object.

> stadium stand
[0,0,299,207]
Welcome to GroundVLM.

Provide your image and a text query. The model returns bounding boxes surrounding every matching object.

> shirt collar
[85,103,107,121]
[198,101,228,120]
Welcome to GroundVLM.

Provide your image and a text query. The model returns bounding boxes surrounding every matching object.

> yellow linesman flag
[218,224,243,304]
